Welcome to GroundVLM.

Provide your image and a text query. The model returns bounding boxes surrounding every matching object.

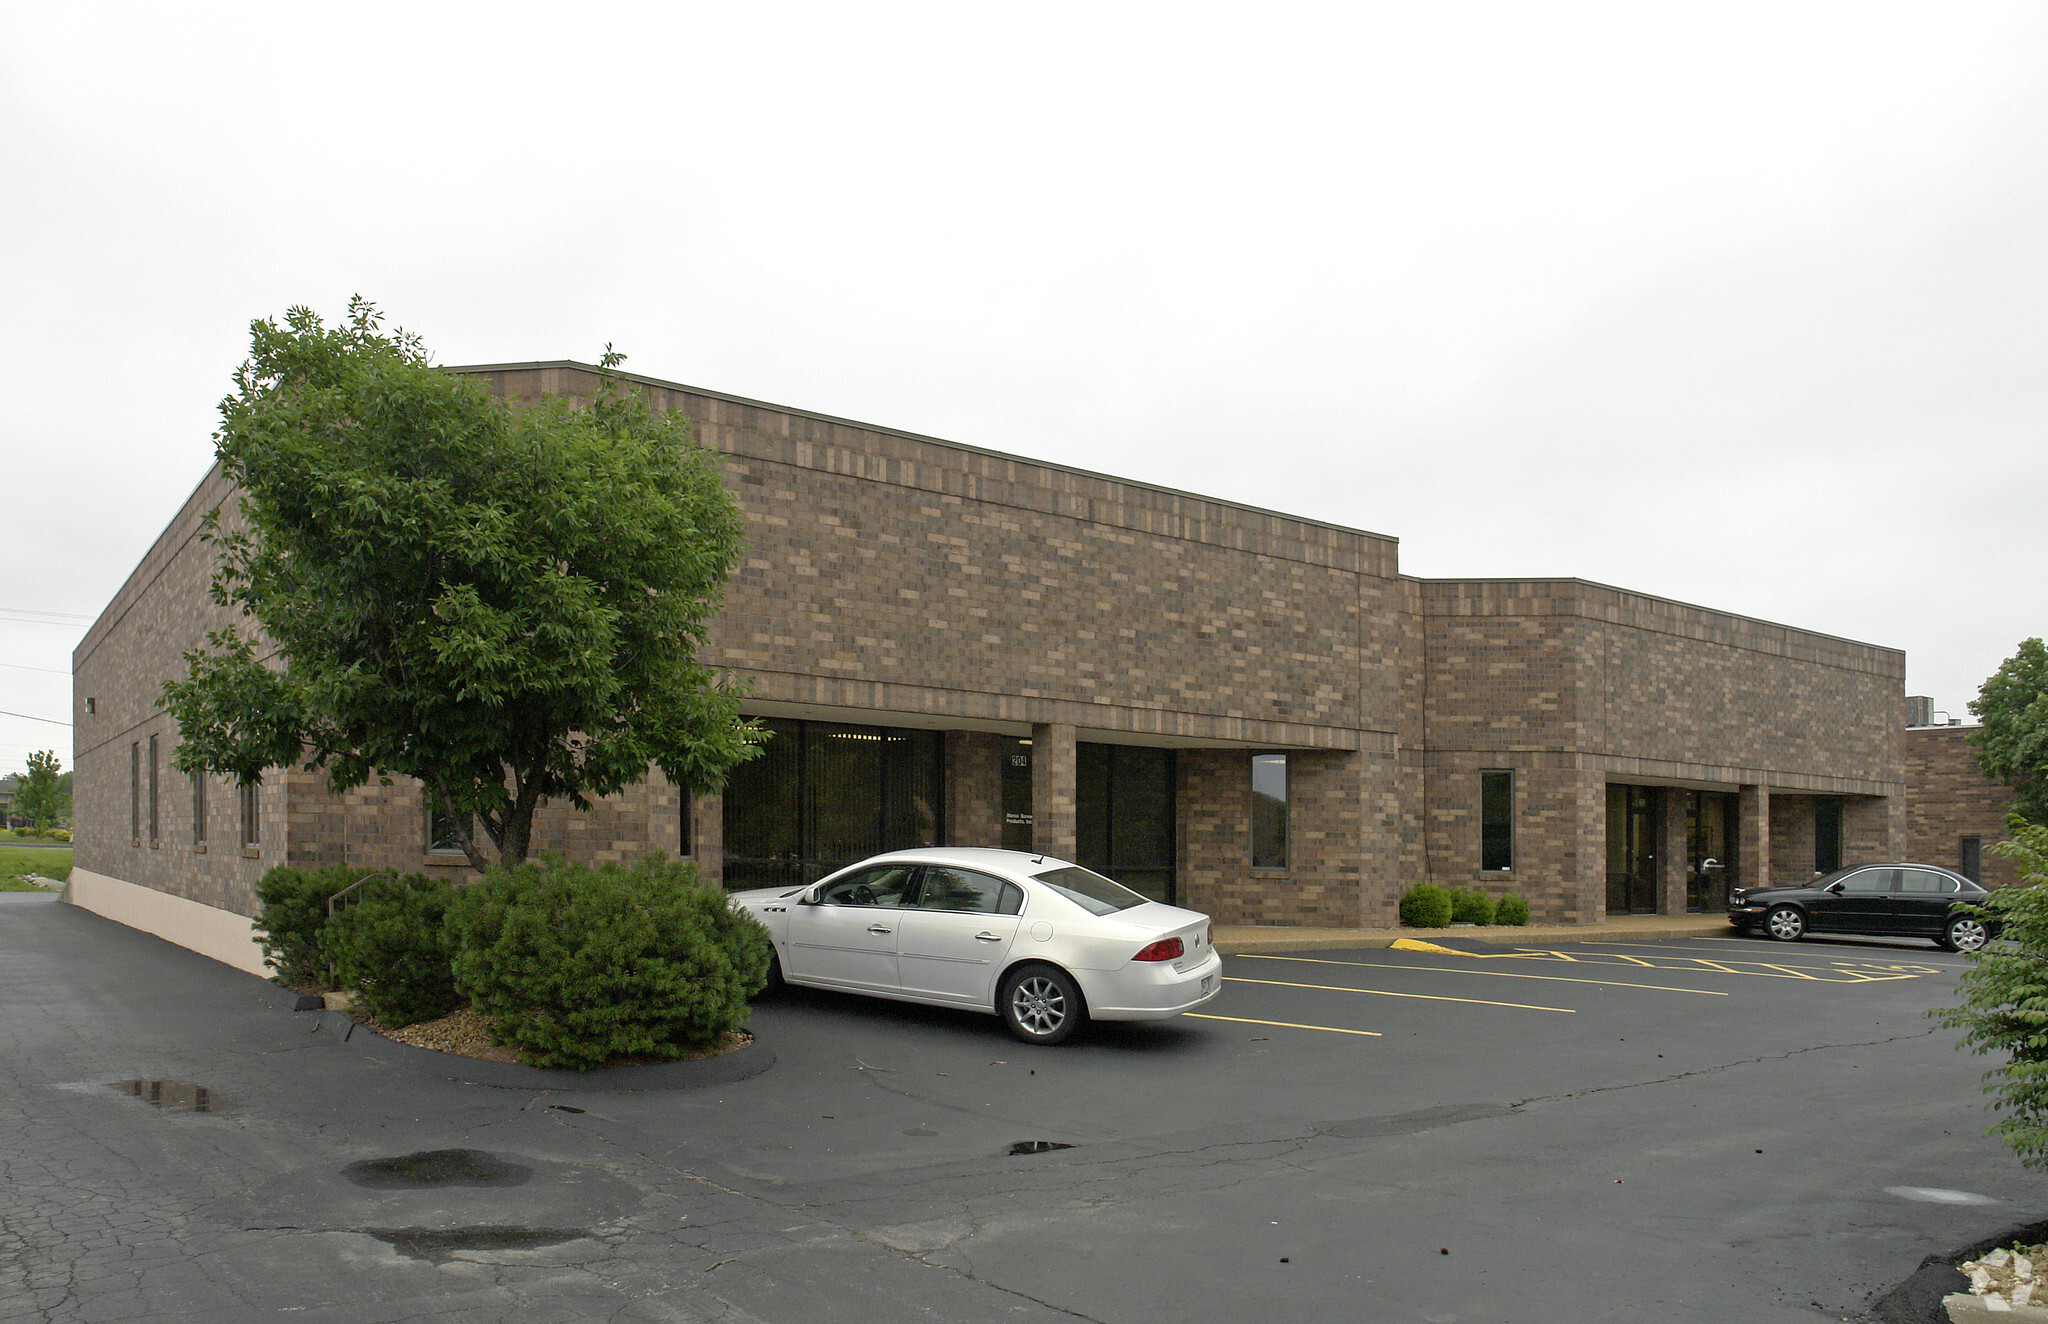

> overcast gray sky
[5,2,2045,778]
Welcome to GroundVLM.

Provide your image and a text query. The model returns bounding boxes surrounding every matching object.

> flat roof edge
[1403,574,1903,657]
[449,360,1401,547]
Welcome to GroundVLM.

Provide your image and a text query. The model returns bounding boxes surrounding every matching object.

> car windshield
[1033,865,1149,916]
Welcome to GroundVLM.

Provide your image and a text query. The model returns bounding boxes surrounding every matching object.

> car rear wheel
[1000,964,1086,1046]
[1764,906,1806,942]
[1943,916,1990,954]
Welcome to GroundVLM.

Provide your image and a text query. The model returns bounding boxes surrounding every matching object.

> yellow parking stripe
[1241,952,1727,997]
[1225,975,1575,1014]
[1186,1013,1383,1037]
[1384,940,1919,984]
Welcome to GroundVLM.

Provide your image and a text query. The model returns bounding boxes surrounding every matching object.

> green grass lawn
[0,845,70,889]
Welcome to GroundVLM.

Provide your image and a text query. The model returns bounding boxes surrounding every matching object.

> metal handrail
[325,870,395,988]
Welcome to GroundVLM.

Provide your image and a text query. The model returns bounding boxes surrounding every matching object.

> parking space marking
[1185,1013,1383,1037]
[1225,974,1576,1014]
[1239,953,1728,997]
[1387,940,1922,984]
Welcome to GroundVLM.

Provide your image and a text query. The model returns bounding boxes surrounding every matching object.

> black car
[1728,863,1994,952]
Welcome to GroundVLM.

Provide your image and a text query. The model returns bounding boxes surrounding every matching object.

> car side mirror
[1825,881,1845,894]
[798,885,823,905]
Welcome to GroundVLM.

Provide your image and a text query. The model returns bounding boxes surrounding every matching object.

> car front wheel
[1000,965,1086,1046]
[1764,906,1806,942]
[1943,915,1990,954]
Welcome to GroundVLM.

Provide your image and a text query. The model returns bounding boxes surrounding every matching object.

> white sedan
[729,847,1222,1044]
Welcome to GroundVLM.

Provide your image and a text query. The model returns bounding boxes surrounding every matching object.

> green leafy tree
[1970,638,2048,825]
[163,299,759,869]
[14,750,67,828]
[1935,820,2048,1167]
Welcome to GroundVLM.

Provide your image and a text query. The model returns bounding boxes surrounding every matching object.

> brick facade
[73,361,1908,933]
[1904,726,2023,890]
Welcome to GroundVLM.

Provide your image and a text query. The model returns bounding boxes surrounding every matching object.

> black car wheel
[757,951,786,998]
[1000,964,1086,1046]
[1943,915,1990,954]
[1764,905,1806,942]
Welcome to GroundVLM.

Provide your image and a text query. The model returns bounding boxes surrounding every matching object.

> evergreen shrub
[253,864,362,984]
[449,854,771,1071]
[1495,893,1531,926]
[1935,820,2048,1168]
[1399,883,1454,928]
[328,874,461,1027]
[1451,887,1497,925]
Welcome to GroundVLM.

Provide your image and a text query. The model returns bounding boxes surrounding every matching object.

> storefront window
[722,718,944,890]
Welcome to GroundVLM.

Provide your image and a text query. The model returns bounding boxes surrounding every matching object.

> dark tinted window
[1814,799,1843,873]
[1480,770,1513,872]
[1837,868,1896,894]
[1899,869,1959,895]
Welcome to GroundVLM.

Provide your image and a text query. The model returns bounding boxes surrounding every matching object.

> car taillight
[1133,937,1184,962]
[1207,921,1214,946]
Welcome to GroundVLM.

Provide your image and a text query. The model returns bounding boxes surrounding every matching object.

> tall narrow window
[239,780,260,849]
[426,792,467,854]
[1251,753,1288,869]
[679,794,694,857]
[147,734,160,847]
[1480,770,1514,872]
[1961,836,1983,884]
[192,771,208,847]
[1813,798,1843,874]
[130,742,141,846]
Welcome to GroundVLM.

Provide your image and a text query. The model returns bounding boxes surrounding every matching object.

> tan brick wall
[1904,726,2023,889]
[1416,579,1904,919]
[1177,748,1375,926]
[70,362,1910,935]
[72,466,285,919]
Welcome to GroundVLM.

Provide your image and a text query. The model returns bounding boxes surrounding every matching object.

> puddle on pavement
[363,1226,586,1264]
[107,1080,229,1113]
[343,1149,533,1189]
[1007,1140,1075,1155]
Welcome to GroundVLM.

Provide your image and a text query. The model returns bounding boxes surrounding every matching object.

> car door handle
[867,924,893,936]
[974,931,1003,942]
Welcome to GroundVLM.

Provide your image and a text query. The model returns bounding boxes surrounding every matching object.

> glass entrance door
[1606,785,1657,915]
[1685,791,1737,912]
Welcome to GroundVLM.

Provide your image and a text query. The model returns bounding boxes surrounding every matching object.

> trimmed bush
[1399,883,1454,929]
[449,854,772,1071]
[253,864,362,984]
[1495,893,1530,926]
[1451,887,1496,926]
[328,874,461,1028]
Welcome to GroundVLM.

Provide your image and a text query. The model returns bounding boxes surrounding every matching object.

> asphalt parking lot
[1,892,2032,1323]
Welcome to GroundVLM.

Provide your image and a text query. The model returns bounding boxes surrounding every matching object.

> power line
[0,607,94,627]
[0,661,70,676]
[0,709,72,727]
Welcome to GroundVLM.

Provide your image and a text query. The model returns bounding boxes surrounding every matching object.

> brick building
[68,362,1909,966]
[1903,723,2022,890]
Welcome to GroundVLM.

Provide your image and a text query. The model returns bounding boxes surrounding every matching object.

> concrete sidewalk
[1213,910,1736,955]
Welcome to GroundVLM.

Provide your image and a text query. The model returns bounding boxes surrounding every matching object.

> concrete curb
[307,1008,776,1092]
[1944,1293,2048,1321]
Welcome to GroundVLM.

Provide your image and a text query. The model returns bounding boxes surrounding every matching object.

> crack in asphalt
[1512,1027,1944,1108]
